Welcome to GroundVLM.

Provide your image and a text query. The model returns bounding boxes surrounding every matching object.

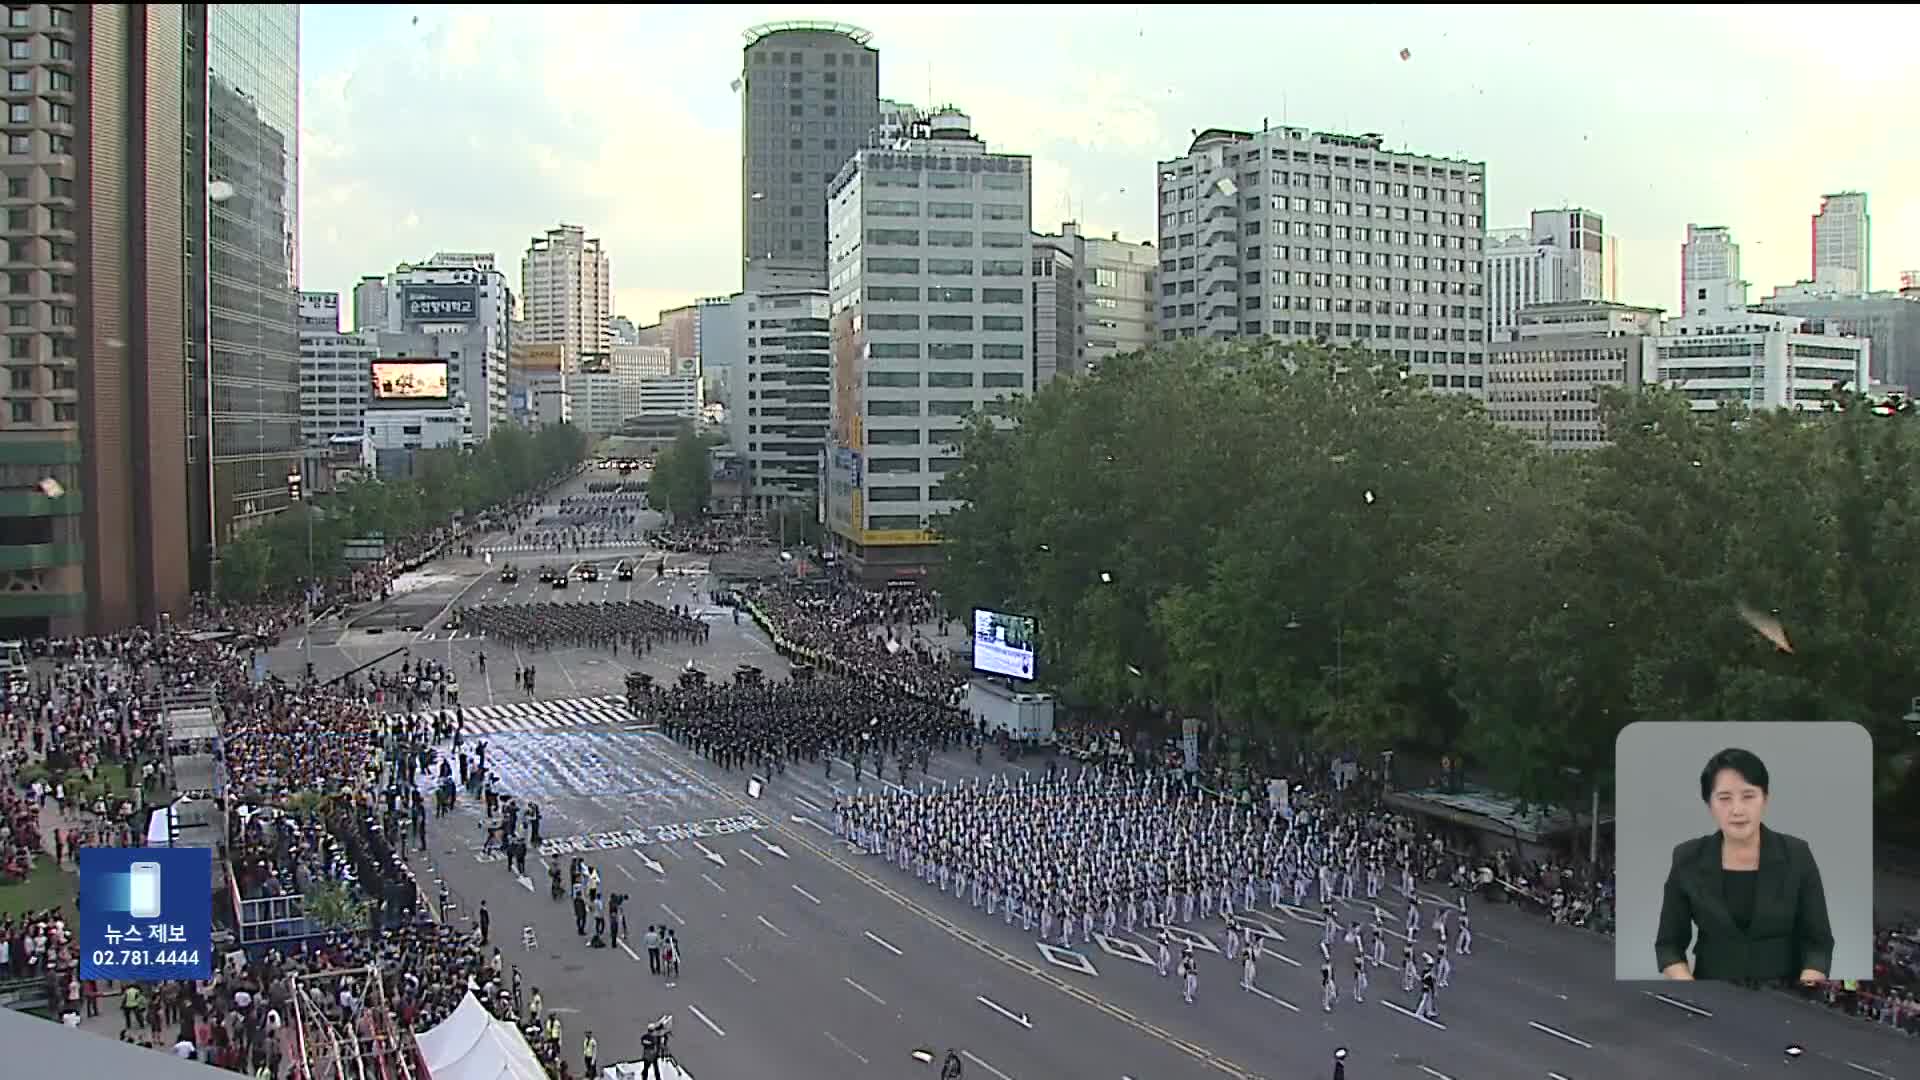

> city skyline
[299,6,1916,324]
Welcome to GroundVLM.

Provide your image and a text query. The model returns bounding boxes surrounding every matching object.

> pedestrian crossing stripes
[409,694,638,734]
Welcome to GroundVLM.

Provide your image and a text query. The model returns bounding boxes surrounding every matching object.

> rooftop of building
[743,20,872,47]
[1174,124,1483,168]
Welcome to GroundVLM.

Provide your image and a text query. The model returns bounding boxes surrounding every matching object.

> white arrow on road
[753,835,790,860]
[633,849,665,875]
[975,996,1032,1029]
[515,874,534,892]
[692,841,726,867]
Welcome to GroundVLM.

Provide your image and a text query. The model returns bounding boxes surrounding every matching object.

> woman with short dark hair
[1653,747,1834,983]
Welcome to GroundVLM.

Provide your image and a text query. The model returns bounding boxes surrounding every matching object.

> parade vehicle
[499,565,518,584]
[579,563,600,582]
[537,566,555,583]
[551,572,569,590]
[615,559,635,580]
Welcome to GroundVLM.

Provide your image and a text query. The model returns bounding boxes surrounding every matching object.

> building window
[6,366,26,389]
[868,486,921,503]
[982,372,1025,389]
[6,134,26,155]
[926,371,974,388]
[5,71,23,91]
[47,37,66,60]
[8,399,28,422]
[51,400,71,422]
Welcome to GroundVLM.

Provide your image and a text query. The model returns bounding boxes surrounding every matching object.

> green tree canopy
[651,430,716,522]
[935,341,1920,832]
[217,422,590,602]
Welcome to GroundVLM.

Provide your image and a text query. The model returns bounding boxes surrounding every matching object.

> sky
[299,4,1920,329]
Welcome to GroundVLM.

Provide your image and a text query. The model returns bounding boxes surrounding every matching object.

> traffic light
[286,470,303,502]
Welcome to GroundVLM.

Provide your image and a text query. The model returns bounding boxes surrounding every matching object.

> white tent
[415,991,548,1080]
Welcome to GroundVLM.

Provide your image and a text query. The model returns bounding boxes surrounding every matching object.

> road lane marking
[623,725,1257,1079]
[843,977,885,1005]
[792,884,821,905]
[686,1004,725,1037]
[791,813,833,833]
[1549,1073,1573,1080]
[793,794,824,812]
[1417,1067,1454,1080]
[739,848,764,866]
[615,863,634,880]
[1092,933,1155,967]
[976,995,1033,1028]
[963,1050,1014,1080]
[865,930,903,956]
[753,835,790,859]
[757,914,787,938]
[1527,1020,1592,1049]
[660,902,686,926]
[824,1031,869,1065]
[701,872,726,893]
[693,840,726,867]
[1846,1065,1893,1080]
[1643,991,1713,1018]
[1380,999,1447,1030]
[723,956,757,984]
[1036,942,1099,976]
[1244,984,1301,1012]
[618,941,642,962]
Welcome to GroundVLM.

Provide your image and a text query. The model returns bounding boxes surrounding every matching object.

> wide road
[411,717,1913,1080]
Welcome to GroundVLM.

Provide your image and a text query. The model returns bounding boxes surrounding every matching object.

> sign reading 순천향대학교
[79,847,213,982]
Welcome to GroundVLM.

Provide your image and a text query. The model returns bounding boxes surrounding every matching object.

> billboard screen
[973,608,1037,680]
[403,284,479,323]
[370,360,450,403]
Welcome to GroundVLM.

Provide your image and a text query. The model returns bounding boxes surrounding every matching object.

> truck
[965,677,1055,745]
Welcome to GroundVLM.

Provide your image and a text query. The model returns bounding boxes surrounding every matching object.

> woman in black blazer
[1654,747,1834,983]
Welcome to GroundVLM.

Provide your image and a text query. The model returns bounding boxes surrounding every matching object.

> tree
[303,879,369,931]
[934,337,1920,832]
[651,431,714,521]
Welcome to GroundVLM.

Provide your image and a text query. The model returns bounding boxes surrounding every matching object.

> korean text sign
[79,847,213,982]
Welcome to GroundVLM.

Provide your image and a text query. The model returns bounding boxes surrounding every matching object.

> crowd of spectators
[746,582,963,703]
[652,517,768,554]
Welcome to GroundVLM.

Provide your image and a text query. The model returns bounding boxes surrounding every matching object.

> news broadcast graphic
[79,847,213,982]
[1612,720,1873,982]
[972,608,1037,680]
[370,360,451,403]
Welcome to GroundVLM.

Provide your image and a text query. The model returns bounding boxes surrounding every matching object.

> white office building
[365,407,471,453]
[1811,191,1870,296]
[351,276,389,333]
[360,253,517,439]
[823,109,1032,582]
[1487,208,1616,338]
[1031,222,1157,383]
[1155,126,1489,395]
[297,292,376,451]
[638,375,702,419]
[1681,224,1745,316]
[1486,300,1661,451]
[726,289,832,510]
[527,372,573,429]
[613,344,673,380]
[521,224,612,369]
[1652,307,1870,413]
[570,372,626,435]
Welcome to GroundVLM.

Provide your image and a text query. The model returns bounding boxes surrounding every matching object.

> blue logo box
[79,848,213,982]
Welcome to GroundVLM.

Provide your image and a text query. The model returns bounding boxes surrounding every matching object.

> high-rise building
[184,4,301,591]
[1487,209,1616,337]
[297,291,374,451]
[520,224,611,370]
[1680,224,1744,316]
[823,109,1032,583]
[1811,191,1870,295]
[384,253,514,440]
[352,275,389,332]
[740,21,880,292]
[1154,127,1490,396]
[726,289,830,511]
[610,315,640,346]
[1030,222,1157,383]
[0,5,192,636]
[1486,301,1661,451]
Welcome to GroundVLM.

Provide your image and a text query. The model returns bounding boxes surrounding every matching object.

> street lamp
[288,470,314,680]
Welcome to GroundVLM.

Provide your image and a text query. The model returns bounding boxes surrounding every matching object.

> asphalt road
[404,717,1914,1080]
[261,472,1914,1080]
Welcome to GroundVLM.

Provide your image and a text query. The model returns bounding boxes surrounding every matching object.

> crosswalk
[406,694,639,734]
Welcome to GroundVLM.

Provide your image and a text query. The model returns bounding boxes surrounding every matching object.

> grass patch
[0,858,73,920]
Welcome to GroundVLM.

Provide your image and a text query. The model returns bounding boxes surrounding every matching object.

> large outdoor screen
[370,360,450,403]
[972,608,1037,680]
